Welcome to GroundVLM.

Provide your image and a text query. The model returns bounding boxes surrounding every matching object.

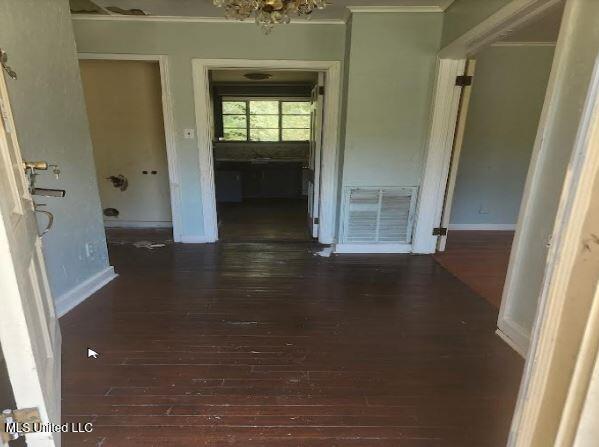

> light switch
[183,128,195,139]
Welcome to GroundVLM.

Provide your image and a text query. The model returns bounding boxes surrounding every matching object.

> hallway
[60,240,523,446]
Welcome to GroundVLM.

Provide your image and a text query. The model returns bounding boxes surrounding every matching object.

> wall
[73,19,346,241]
[450,45,555,227]
[502,0,599,340]
[80,59,172,227]
[441,0,512,47]
[341,12,443,189]
[0,1,110,305]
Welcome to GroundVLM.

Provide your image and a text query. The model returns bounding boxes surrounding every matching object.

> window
[221,99,311,142]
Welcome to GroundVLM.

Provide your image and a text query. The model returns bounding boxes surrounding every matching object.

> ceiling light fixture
[213,0,328,34]
[243,72,273,80]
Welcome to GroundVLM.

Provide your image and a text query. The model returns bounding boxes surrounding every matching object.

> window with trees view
[221,99,312,142]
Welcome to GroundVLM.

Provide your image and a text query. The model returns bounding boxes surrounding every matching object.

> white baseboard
[179,235,213,243]
[496,317,529,358]
[104,220,173,228]
[55,266,117,317]
[448,224,516,231]
[335,243,412,254]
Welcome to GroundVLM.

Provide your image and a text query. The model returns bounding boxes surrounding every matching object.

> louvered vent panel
[343,187,417,244]
[346,189,380,243]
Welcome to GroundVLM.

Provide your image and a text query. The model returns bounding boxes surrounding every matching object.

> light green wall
[73,20,346,240]
[506,0,599,335]
[0,0,110,301]
[74,15,443,241]
[341,13,443,190]
[450,45,555,226]
[441,0,512,47]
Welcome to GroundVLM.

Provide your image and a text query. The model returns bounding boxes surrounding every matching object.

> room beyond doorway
[218,198,311,242]
[209,69,322,243]
[192,59,341,245]
[78,55,182,243]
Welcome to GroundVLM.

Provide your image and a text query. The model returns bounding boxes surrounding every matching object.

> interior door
[0,64,61,446]
[307,73,325,238]
[437,60,476,251]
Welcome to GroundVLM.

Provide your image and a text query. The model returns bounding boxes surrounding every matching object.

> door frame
[435,60,476,252]
[77,53,184,242]
[413,0,563,255]
[191,59,342,245]
[508,50,599,447]
[412,0,563,357]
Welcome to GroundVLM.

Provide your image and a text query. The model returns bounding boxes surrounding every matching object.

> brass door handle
[31,188,66,198]
[34,205,53,236]
[23,161,49,171]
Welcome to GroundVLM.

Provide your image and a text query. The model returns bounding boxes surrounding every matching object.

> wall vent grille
[342,186,418,244]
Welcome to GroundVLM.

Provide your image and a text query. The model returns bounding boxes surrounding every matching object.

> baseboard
[448,224,516,231]
[104,220,173,229]
[179,235,213,243]
[496,317,529,358]
[335,243,412,254]
[55,266,117,317]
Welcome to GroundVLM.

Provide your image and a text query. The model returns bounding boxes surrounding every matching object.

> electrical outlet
[183,128,195,139]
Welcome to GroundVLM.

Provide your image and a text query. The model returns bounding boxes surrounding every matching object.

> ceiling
[500,1,564,43]
[80,0,455,20]
[211,70,318,83]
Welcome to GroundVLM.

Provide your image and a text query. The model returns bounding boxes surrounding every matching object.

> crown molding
[71,14,345,24]
[346,6,445,13]
[491,41,557,47]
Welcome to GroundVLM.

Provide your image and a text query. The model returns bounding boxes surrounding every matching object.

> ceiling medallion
[213,0,328,33]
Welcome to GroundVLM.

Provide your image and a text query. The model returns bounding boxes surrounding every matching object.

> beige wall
[80,60,172,226]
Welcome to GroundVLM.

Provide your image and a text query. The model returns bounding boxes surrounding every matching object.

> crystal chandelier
[213,0,328,33]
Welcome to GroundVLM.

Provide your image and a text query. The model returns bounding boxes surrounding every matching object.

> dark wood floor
[60,232,523,446]
[433,231,515,309]
[218,198,311,242]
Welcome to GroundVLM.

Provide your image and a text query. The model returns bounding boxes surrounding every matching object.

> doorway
[435,3,563,308]
[78,55,181,247]
[416,1,566,357]
[192,59,342,245]
[210,70,322,242]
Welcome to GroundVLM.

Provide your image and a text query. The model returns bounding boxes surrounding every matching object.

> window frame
[220,96,312,143]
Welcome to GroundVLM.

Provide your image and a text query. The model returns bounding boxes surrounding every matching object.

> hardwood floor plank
[60,234,522,446]
[433,231,514,308]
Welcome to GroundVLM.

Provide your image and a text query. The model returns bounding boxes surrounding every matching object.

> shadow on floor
[433,230,515,309]
[218,198,311,242]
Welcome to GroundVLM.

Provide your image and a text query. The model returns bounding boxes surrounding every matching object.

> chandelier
[213,0,328,33]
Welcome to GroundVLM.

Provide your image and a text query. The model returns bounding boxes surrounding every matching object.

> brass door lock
[22,161,65,237]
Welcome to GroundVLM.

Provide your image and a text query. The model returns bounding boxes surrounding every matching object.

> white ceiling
[89,0,455,20]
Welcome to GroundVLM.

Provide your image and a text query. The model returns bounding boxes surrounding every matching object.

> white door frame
[508,51,599,447]
[77,53,183,242]
[412,0,563,357]
[191,59,342,245]
[436,60,476,252]
[413,0,563,254]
